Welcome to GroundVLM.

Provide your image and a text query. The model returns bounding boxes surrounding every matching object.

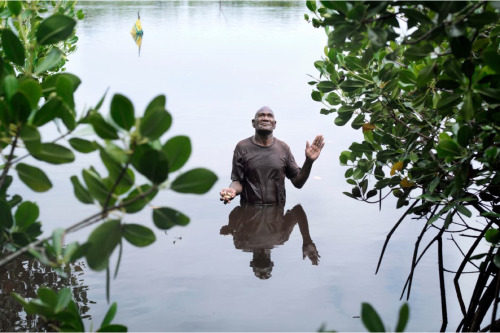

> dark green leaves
[361,303,385,332]
[436,138,462,158]
[137,149,169,184]
[153,207,190,230]
[33,143,75,164]
[34,48,63,74]
[111,94,135,131]
[36,15,76,45]
[122,224,156,247]
[403,44,434,61]
[170,168,218,194]
[70,176,94,204]
[162,136,191,172]
[16,163,52,192]
[1,29,25,66]
[140,107,172,140]
[0,200,14,229]
[85,219,121,271]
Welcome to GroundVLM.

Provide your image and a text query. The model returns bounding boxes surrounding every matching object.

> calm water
[8,1,477,331]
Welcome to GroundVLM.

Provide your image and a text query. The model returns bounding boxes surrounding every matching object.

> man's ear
[252,118,256,128]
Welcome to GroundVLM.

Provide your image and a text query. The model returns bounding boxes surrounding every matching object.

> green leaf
[484,48,500,73]
[34,47,63,74]
[140,107,172,140]
[457,125,473,148]
[395,303,409,332]
[485,228,500,244]
[436,93,461,110]
[361,303,385,332]
[153,207,190,230]
[460,92,474,121]
[170,168,218,194]
[100,148,134,194]
[16,163,52,192]
[144,95,166,117]
[38,287,58,308]
[54,288,72,313]
[86,219,121,271]
[124,184,158,214]
[111,94,135,131]
[7,1,22,16]
[1,29,25,66]
[101,303,118,328]
[20,124,41,155]
[137,149,169,184]
[19,78,42,110]
[339,79,365,92]
[89,113,119,140]
[457,204,472,218]
[122,224,156,247]
[0,200,13,228]
[3,75,18,101]
[316,81,336,93]
[162,136,191,172]
[56,74,75,109]
[82,169,110,207]
[11,92,32,123]
[468,11,499,28]
[416,63,434,88]
[15,201,39,229]
[436,139,461,158]
[69,137,97,153]
[33,97,62,126]
[306,0,317,12]
[404,44,433,61]
[70,175,94,204]
[33,143,75,164]
[36,14,77,45]
[494,254,500,269]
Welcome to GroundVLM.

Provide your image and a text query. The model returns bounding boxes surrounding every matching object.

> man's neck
[253,132,274,147]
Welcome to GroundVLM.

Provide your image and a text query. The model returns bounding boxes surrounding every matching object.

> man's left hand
[305,135,325,162]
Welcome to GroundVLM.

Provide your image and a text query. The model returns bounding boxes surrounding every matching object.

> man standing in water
[220,106,325,205]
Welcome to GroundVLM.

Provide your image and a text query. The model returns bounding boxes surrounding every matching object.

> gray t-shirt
[231,137,301,204]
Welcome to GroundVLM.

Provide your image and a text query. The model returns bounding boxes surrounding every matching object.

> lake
[4,1,476,331]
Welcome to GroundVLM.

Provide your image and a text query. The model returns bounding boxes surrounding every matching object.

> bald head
[254,106,274,118]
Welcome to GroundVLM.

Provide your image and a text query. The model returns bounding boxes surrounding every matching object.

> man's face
[252,109,276,133]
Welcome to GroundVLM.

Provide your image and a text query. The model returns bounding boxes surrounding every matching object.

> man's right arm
[220,180,242,204]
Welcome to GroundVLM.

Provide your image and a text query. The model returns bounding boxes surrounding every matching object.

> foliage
[319,302,409,332]
[307,1,500,331]
[0,1,217,330]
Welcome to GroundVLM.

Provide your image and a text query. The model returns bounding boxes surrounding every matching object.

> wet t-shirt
[231,137,301,204]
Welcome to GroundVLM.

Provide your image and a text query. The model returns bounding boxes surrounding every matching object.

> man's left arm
[290,135,325,189]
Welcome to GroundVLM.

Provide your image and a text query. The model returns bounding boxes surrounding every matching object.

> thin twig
[438,235,448,332]
[375,199,420,274]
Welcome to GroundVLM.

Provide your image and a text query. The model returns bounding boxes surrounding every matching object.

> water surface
[9,1,474,331]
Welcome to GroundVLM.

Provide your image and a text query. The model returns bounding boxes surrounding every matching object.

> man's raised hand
[305,135,325,162]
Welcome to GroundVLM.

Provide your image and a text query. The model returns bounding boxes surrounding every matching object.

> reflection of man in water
[220,106,324,205]
[220,203,319,279]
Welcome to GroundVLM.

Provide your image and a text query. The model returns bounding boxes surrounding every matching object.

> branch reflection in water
[0,252,92,331]
[220,203,319,280]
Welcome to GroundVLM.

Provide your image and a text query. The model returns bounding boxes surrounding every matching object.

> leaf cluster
[0,1,218,331]
[307,1,500,331]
